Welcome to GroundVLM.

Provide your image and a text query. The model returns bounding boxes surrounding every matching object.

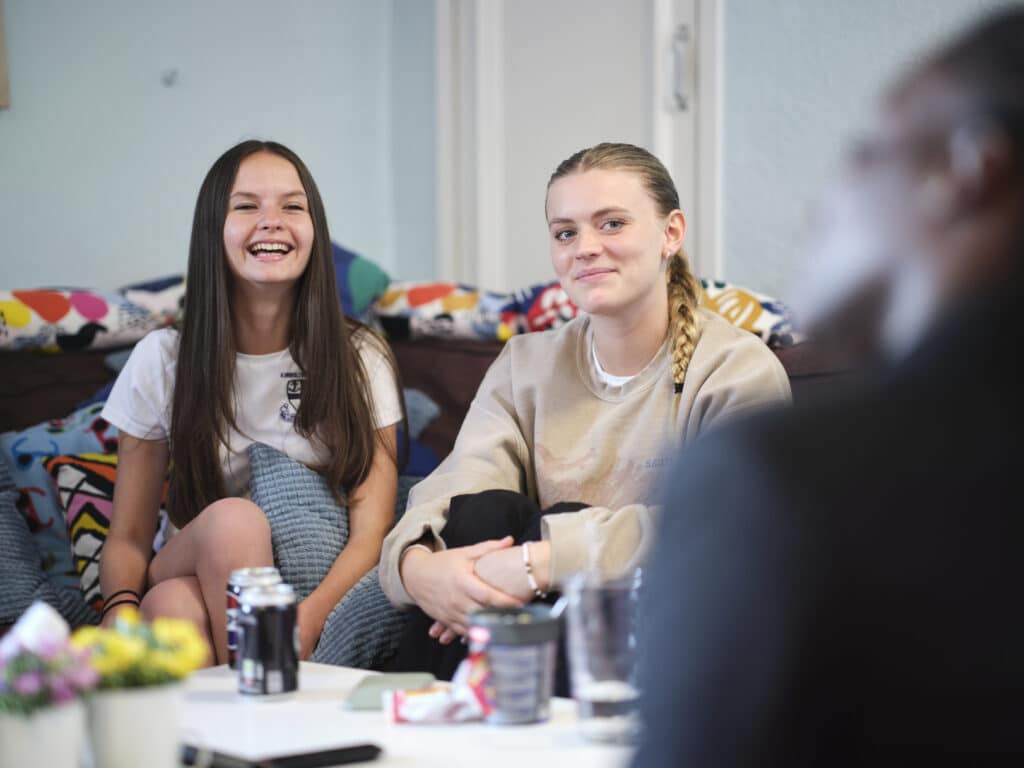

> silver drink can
[226,566,281,670]
[237,583,300,697]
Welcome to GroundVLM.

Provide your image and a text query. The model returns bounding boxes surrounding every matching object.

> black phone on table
[181,742,382,767]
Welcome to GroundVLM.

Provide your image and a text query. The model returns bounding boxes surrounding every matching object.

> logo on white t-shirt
[279,373,303,423]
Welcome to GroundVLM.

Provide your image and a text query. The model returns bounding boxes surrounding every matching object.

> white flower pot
[0,698,86,768]
[87,683,183,768]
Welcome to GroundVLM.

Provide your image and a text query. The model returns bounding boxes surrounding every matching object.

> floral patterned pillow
[699,279,800,348]
[0,288,159,351]
[374,278,801,347]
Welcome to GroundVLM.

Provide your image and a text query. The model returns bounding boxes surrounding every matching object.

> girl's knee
[201,497,270,542]
[192,495,270,569]
[140,578,204,623]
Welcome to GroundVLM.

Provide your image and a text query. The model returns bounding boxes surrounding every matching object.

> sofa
[0,263,852,637]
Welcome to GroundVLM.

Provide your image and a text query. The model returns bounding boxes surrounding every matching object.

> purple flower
[36,638,60,661]
[71,647,93,666]
[68,664,99,689]
[13,671,43,696]
[48,678,75,704]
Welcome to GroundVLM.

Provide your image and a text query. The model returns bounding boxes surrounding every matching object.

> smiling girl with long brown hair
[99,140,403,664]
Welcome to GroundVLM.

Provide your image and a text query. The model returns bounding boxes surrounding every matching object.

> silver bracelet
[521,542,547,599]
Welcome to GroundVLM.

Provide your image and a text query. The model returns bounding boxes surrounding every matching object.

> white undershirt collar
[591,338,637,388]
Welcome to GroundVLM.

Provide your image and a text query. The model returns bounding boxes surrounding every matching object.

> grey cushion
[248,442,349,599]
[0,459,96,628]
[247,443,419,669]
[311,565,409,669]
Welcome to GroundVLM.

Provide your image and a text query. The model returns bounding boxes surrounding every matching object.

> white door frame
[436,0,723,287]
[697,0,724,281]
[435,0,507,289]
[652,0,723,281]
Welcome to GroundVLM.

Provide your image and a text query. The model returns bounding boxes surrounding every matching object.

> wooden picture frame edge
[0,0,10,109]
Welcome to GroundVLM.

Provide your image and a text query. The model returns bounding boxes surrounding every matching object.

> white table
[180,662,633,767]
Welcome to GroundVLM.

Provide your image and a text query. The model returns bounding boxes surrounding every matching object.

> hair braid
[666,249,702,393]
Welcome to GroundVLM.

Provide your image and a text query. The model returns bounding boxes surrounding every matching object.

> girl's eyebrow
[591,206,630,218]
[548,206,630,226]
[229,190,307,199]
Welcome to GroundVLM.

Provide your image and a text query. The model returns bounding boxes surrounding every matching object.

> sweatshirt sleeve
[685,325,792,442]
[379,344,533,607]
[541,503,659,587]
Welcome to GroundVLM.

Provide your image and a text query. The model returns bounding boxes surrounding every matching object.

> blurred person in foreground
[635,8,1024,766]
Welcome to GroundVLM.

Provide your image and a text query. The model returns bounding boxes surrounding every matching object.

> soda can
[237,582,300,697]
[226,566,281,669]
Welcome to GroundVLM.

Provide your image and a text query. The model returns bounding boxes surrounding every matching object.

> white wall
[4,1,1010,298]
[502,0,654,290]
[0,0,435,290]
[390,0,437,283]
[721,0,1011,299]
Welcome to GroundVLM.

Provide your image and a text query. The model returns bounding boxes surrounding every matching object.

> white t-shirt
[591,338,637,388]
[102,328,403,496]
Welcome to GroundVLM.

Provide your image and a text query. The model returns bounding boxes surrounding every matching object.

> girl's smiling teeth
[248,241,293,258]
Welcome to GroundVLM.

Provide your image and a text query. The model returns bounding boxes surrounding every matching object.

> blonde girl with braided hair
[381,142,790,680]
[549,142,706,395]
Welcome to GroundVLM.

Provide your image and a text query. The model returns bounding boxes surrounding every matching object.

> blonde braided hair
[547,142,703,392]
[666,248,703,392]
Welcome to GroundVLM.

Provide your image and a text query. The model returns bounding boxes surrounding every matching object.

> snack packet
[385,635,494,724]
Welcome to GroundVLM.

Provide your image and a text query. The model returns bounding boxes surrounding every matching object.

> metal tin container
[469,605,561,724]
[237,582,299,697]
[226,567,281,670]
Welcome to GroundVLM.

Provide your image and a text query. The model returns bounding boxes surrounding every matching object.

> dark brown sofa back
[1,337,852,461]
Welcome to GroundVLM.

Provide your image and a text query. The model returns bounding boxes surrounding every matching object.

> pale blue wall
[0,0,435,289]
[721,0,1013,299]
[390,0,437,283]
[8,1,1009,297]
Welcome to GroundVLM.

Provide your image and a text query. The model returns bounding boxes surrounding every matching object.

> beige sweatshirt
[380,309,792,606]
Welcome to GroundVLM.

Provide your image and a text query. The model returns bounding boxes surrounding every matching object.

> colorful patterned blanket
[374,278,800,348]
[1,251,800,352]
[0,243,387,352]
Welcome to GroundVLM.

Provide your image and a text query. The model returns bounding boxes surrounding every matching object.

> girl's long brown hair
[168,140,402,528]
[547,142,703,393]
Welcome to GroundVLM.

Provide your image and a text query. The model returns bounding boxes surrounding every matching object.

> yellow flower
[146,649,195,679]
[70,626,102,650]
[112,606,142,631]
[70,612,206,686]
[151,617,196,647]
[151,617,207,677]
[91,633,147,675]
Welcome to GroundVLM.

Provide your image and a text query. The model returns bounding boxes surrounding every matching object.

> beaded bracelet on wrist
[521,542,548,599]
